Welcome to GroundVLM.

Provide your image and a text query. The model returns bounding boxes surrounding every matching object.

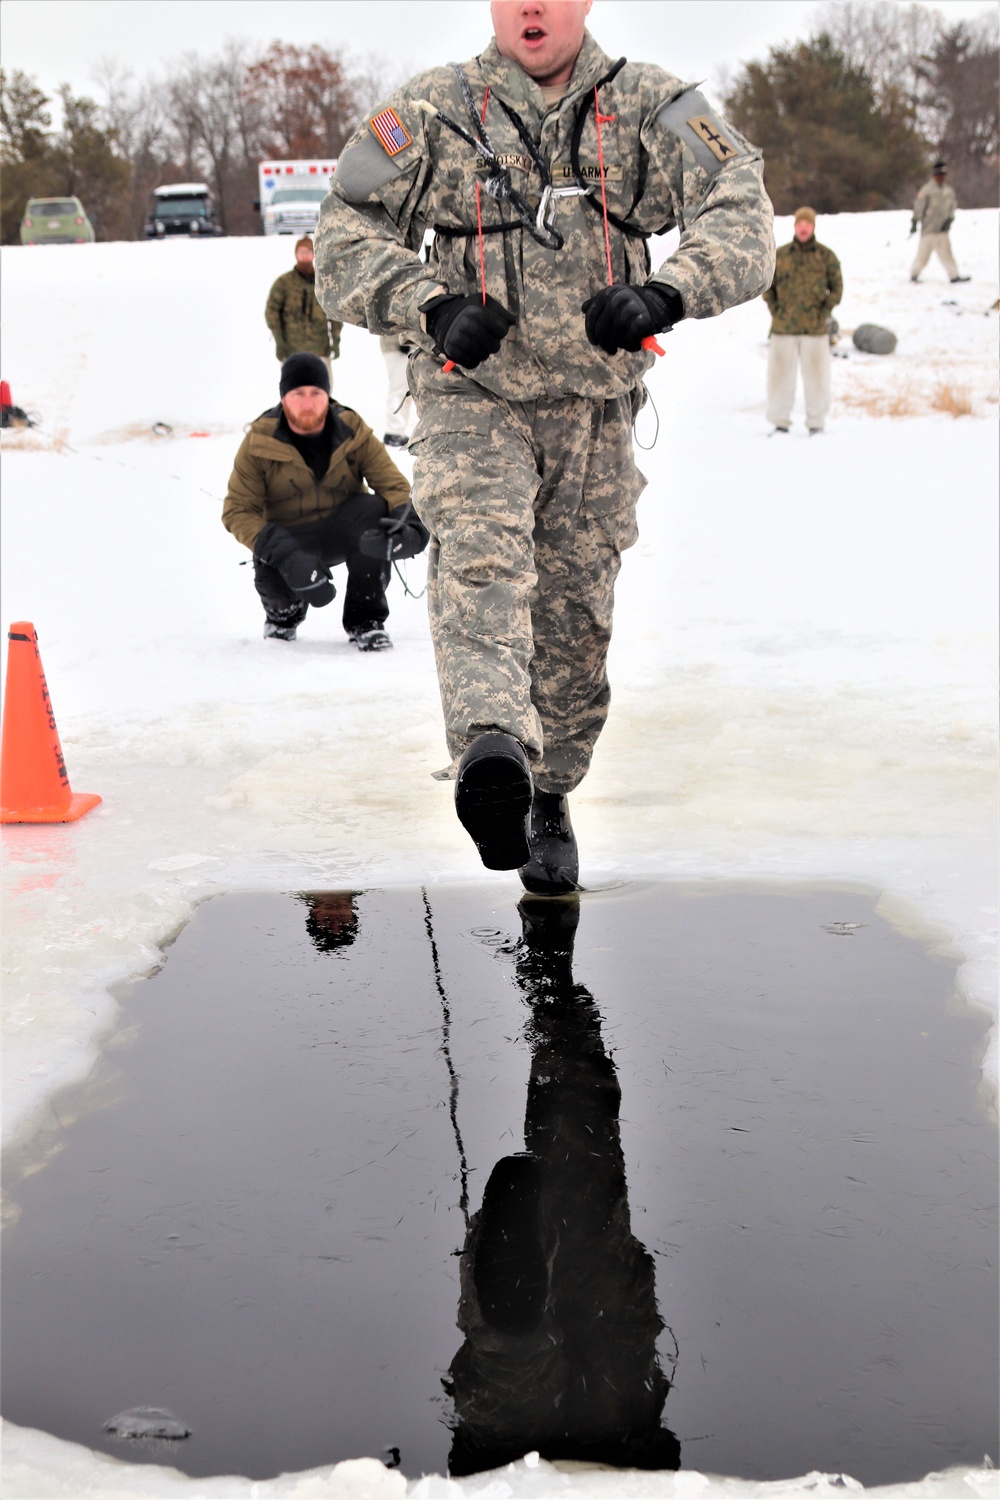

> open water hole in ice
[1,882,997,1485]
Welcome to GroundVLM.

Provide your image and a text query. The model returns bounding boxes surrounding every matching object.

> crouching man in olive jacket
[223,354,428,650]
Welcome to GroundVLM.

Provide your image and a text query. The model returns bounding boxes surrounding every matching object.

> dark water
[2,883,996,1484]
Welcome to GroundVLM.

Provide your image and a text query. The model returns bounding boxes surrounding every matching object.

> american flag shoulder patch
[369,107,413,157]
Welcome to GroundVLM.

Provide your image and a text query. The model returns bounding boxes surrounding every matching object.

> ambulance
[257,160,337,236]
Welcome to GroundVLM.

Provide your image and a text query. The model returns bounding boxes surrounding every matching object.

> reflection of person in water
[297,892,359,953]
[446,897,680,1476]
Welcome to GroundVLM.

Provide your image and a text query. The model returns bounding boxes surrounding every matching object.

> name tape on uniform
[552,161,624,183]
[476,152,534,173]
[369,107,413,157]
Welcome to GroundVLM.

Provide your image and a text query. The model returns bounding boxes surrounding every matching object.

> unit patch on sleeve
[686,115,737,163]
[656,89,748,175]
[369,107,413,157]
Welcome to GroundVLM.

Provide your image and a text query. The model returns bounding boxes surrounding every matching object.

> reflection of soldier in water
[446,897,679,1476]
[297,892,359,954]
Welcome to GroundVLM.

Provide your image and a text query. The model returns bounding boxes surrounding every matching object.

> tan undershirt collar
[539,82,571,110]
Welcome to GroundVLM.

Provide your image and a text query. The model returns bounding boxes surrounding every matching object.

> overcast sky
[4,0,996,108]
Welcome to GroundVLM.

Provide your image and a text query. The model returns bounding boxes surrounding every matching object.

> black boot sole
[455,734,532,870]
[518,863,579,896]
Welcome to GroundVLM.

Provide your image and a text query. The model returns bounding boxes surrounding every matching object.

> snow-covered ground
[1,210,997,1500]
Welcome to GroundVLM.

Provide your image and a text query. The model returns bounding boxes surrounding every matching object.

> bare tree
[343,50,414,127]
[91,59,170,236]
[25,40,409,240]
[242,41,359,159]
[813,0,944,124]
[166,41,260,232]
[809,2,997,204]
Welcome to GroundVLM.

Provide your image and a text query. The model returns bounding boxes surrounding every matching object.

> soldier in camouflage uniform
[315,0,774,889]
[909,161,968,284]
[265,236,343,378]
[763,206,842,435]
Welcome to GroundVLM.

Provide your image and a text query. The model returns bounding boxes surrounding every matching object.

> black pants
[254,492,391,634]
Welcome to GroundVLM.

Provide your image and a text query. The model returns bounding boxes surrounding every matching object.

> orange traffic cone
[0,622,102,823]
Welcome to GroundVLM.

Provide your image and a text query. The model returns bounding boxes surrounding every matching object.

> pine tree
[0,70,58,242]
[724,34,928,214]
[923,20,1000,207]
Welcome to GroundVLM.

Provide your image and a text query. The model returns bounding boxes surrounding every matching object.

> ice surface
[1,210,997,1499]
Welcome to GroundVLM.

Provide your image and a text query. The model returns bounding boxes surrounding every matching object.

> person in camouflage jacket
[265,237,343,370]
[909,162,968,283]
[223,353,420,649]
[763,207,842,435]
[315,0,774,888]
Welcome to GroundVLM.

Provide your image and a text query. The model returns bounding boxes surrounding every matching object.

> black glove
[358,504,430,561]
[420,292,516,369]
[581,283,684,355]
[909,219,918,237]
[941,216,953,233]
[254,522,336,606]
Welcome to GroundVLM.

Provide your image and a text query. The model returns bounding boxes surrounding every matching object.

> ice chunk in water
[103,1406,191,1439]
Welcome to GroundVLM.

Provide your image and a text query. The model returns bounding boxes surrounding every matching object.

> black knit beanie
[279,353,330,397]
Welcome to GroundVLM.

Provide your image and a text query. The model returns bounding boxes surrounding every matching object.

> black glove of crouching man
[581,283,684,355]
[358,503,430,561]
[254,522,336,605]
[420,292,516,369]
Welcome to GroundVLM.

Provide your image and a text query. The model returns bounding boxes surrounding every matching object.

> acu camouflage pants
[409,375,645,794]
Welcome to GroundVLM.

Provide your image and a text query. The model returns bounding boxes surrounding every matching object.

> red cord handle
[595,89,664,361]
[446,164,491,375]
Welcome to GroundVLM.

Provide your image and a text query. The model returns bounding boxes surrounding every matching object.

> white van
[257,161,337,236]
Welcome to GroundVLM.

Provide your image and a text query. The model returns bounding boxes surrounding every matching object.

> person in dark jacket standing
[265,237,342,380]
[223,354,427,649]
[763,207,842,435]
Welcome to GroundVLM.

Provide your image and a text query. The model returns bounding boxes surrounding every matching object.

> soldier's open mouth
[522,27,546,44]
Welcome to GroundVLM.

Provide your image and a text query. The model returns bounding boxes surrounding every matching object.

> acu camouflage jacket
[315,31,775,401]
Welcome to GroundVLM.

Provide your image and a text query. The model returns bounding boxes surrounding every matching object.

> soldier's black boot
[454,731,532,870]
[263,602,307,641]
[518,790,579,895]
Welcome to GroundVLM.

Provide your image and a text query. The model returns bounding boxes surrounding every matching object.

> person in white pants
[909,162,968,284]
[379,333,413,448]
[762,207,842,435]
[767,333,831,434]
